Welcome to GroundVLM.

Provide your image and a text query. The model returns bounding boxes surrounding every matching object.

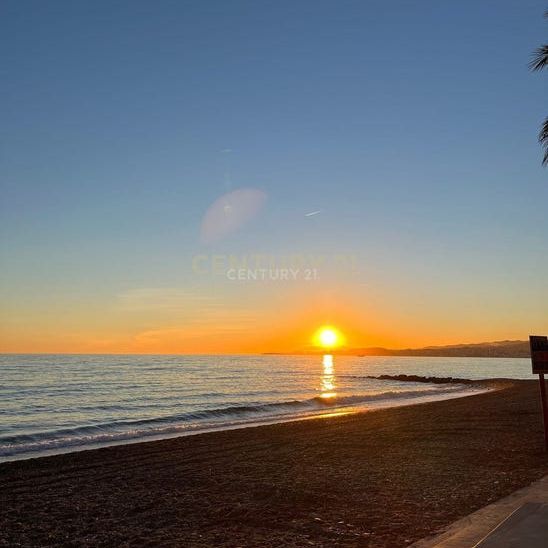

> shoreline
[2,379,547,546]
[1,378,491,464]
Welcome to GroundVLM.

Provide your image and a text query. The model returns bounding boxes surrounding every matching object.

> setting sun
[315,326,343,349]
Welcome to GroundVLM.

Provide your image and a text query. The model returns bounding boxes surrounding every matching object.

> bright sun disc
[316,327,341,348]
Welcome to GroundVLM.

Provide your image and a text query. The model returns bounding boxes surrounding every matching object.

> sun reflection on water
[320,354,336,399]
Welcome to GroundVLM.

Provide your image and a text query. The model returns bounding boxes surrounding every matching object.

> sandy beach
[1,379,547,547]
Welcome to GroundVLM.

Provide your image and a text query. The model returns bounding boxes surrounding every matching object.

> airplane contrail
[305,210,322,217]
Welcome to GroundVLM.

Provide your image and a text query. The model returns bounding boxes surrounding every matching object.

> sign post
[530,335,548,451]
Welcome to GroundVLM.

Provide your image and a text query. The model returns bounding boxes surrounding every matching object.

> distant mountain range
[270,340,531,358]
[350,340,530,358]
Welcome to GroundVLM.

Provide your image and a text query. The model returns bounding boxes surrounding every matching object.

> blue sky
[1,0,547,352]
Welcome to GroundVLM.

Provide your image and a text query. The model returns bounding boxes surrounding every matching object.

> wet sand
[1,380,547,547]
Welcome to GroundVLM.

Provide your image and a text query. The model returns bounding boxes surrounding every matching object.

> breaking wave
[0,385,477,459]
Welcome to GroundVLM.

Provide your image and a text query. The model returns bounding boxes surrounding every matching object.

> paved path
[412,475,548,548]
[475,502,547,547]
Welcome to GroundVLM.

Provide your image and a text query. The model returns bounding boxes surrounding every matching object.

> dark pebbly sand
[1,380,547,547]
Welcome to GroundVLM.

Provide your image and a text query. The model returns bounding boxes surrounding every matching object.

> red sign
[530,336,548,374]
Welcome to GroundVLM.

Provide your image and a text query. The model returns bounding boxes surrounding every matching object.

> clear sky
[1,0,547,353]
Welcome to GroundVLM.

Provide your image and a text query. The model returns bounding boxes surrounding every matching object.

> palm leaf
[540,117,548,166]
[529,44,548,71]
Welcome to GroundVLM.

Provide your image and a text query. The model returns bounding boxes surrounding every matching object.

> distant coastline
[265,340,531,358]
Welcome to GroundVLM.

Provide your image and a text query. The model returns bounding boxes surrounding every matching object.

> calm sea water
[0,354,531,462]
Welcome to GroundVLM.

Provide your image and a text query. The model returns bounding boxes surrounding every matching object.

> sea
[0,354,532,462]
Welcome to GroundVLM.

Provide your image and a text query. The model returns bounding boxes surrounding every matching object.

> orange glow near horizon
[0,281,542,354]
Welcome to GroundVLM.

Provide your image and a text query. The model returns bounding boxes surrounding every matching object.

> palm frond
[540,117,548,166]
[529,44,548,71]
